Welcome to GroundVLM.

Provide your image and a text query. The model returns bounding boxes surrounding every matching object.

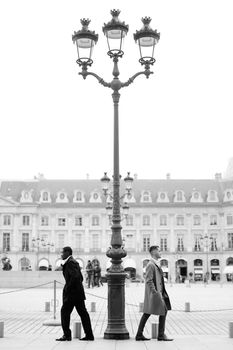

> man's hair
[63,246,72,255]
[149,245,160,253]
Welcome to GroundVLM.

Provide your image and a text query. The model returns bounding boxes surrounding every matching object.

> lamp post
[200,234,214,283]
[72,9,160,339]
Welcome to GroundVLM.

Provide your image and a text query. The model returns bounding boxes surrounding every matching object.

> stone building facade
[0,174,233,282]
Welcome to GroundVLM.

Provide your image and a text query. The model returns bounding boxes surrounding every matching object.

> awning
[39,259,49,267]
[123,258,136,269]
[211,268,220,273]
[223,266,233,274]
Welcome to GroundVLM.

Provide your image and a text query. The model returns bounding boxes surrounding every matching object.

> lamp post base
[104,271,129,340]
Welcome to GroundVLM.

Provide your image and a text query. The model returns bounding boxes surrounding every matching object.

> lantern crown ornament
[72,18,98,67]
[103,9,129,58]
[134,17,160,67]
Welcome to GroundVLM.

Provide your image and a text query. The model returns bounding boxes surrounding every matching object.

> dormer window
[174,190,185,202]
[20,190,33,203]
[223,189,233,202]
[90,191,102,203]
[207,190,218,202]
[56,191,68,203]
[40,190,51,203]
[126,192,136,203]
[157,192,169,203]
[141,191,151,202]
[190,191,203,203]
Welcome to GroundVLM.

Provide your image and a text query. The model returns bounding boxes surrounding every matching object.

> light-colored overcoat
[143,259,171,315]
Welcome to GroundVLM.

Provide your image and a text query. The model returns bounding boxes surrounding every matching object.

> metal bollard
[73,322,81,339]
[151,323,158,339]
[90,302,96,312]
[185,302,190,312]
[45,302,50,312]
[229,322,233,338]
[139,302,144,312]
[0,322,4,338]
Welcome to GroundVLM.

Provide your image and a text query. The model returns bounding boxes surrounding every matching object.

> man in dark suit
[56,246,94,341]
[135,245,173,342]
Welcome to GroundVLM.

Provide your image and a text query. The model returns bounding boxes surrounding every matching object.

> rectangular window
[58,217,66,226]
[160,237,168,251]
[22,233,29,252]
[3,233,10,251]
[210,237,217,251]
[75,234,82,250]
[58,234,64,248]
[228,233,233,249]
[126,215,133,226]
[22,215,30,226]
[160,216,167,226]
[176,216,184,226]
[41,216,49,226]
[92,234,100,250]
[125,234,134,250]
[194,236,201,251]
[75,216,83,226]
[177,237,184,251]
[92,216,99,226]
[210,215,217,225]
[143,236,150,252]
[3,215,11,225]
[227,215,233,225]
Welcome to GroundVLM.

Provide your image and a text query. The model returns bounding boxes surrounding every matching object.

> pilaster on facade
[12,213,20,251]
[219,212,225,251]
[169,213,175,252]
[50,214,56,247]
[186,213,192,252]
[84,214,90,253]
[32,213,37,240]
[67,214,73,246]
[152,213,157,245]
[101,213,107,253]
[135,213,141,252]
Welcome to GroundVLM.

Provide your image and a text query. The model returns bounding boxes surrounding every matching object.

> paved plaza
[0,282,233,349]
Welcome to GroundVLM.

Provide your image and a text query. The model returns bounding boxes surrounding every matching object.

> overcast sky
[0,0,232,181]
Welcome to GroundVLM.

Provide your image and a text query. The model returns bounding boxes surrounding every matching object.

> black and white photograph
[0,0,233,349]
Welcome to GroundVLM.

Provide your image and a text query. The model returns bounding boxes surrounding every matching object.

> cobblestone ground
[0,282,232,337]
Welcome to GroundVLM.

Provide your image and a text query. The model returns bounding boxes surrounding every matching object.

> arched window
[42,192,48,201]
[143,215,150,226]
[194,259,203,266]
[177,191,183,201]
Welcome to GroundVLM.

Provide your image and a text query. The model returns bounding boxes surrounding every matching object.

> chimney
[166,173,171,180]
[134,173,138,180]
[215,173,222,180]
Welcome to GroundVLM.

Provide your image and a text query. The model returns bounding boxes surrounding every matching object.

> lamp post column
[104,58,129,340]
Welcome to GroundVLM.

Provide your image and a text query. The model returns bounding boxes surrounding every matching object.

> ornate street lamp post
[201,233,214,283]
[72,9,160,339]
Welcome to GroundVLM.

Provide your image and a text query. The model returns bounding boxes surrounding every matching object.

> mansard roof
[0,178,233,206]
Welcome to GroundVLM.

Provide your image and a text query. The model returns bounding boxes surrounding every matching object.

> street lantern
[134,17,160,66]
[72,19,98,67]
[122,202,129,217]
[103,9,129,57]
[101,172,111,194]
[124,172,134,191]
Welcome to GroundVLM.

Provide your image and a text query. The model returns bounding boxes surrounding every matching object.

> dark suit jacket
[62,256,86,302]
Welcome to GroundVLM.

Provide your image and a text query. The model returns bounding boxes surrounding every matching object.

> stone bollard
[45,302,50,312]
[229,322,233,338]
[139,302,144,312]
[90,302,96,312]
[0,322,4,338]
[185,302,190,312]
[73,322,81,339]
[151,323,158,339]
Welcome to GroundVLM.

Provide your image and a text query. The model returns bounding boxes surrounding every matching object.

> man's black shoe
[157,335,173,341]
[80,336,94,341]
[56,335,72,341]
[135,335,150,341]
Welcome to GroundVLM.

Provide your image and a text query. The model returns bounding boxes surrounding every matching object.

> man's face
[151,248,161,260]
[61,249,69,260]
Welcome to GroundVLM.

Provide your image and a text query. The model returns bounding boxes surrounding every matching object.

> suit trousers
[136,307,167,338]
[61,298,93,338]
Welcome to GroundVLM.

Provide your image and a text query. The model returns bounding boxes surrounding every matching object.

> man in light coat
[135,245,173,341]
